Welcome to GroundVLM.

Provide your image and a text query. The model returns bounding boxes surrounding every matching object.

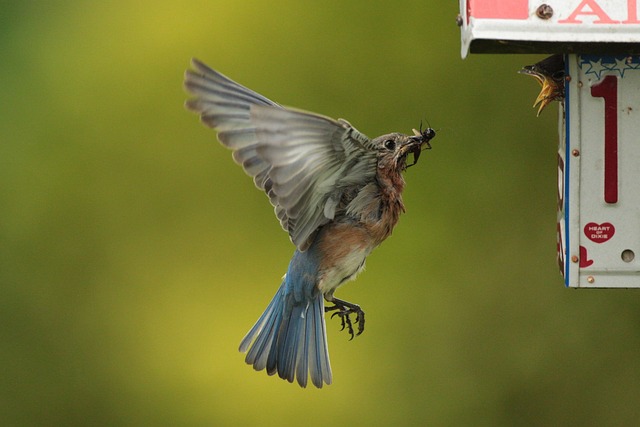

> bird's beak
[519,68,556,115]
[519,58,565,116]
[400,140,420,156]
[531,78,557,116]
[518,67,544,84]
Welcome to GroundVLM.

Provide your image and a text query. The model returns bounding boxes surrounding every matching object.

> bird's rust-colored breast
[370,163,406,243]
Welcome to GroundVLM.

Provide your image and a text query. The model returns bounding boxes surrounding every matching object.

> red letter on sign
[559,0,618,23]
[467,0,528,19]
[591,75,619,204]
[623,0,640,23]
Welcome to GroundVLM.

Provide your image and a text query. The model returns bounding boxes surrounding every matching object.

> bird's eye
[384,139,396,150]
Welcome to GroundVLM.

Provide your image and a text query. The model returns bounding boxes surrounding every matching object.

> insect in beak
[405,126,436,168]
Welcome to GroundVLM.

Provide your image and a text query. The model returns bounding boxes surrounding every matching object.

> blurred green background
[2,1,640,425]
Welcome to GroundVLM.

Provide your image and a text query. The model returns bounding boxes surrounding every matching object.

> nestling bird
[519,54,565,116]
[184,59,435,388]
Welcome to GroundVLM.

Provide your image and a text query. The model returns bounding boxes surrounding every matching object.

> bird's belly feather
[315,222,373,295]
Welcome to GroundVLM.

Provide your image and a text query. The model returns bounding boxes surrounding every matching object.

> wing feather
[184,58,377,251]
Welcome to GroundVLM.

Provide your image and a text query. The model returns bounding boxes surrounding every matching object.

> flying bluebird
[184,59,435,388]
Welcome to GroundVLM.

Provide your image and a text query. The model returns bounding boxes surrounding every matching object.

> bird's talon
[325,297,365,340]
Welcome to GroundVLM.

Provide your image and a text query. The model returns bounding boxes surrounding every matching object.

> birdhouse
[458,0,640,288]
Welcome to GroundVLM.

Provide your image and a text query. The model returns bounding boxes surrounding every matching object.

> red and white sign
[559,54,640,288]
[458,2,640,287]
[460,0,640,57]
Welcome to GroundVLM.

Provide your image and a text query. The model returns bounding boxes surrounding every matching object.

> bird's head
[519,54,565,116]
[373,126,436,172]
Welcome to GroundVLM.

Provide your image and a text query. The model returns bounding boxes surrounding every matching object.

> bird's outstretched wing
[184,59,378,251]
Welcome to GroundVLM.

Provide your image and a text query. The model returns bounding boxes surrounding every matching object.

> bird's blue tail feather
[239,278,332,388]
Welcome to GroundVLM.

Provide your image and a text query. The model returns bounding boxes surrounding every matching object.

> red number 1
[590,75,618,204]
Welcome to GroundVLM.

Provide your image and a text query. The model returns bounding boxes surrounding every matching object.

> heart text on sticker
[584,222,615,243]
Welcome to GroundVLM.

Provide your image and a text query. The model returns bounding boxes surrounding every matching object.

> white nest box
[459,0,640,288]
